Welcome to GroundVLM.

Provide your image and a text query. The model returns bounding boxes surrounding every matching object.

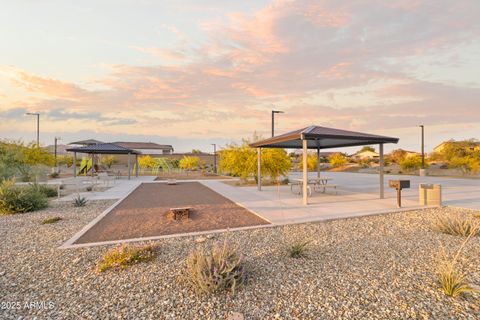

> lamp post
[54,137,62,170]
[419,125,426,176]
[26,112,40,146]
[271,110,284,137]
[211,143,217,174]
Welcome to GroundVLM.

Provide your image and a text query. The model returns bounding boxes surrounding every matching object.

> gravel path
[1,201,479,319]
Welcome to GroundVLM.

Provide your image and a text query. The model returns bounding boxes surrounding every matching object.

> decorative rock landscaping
[1,201,479,319]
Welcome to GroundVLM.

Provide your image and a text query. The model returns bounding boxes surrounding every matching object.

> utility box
[389,180,411,208]
[389,180,411,190]
[419,184,442,206]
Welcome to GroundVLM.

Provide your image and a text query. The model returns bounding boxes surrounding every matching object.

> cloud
[1,0,480,146]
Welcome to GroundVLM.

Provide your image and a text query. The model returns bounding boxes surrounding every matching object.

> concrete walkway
[56,176,156,201]
[201,172,480,225]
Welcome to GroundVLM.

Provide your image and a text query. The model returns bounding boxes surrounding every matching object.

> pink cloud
[2,0,480,143]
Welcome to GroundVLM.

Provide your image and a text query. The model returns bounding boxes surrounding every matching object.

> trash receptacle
[419,184,442,206]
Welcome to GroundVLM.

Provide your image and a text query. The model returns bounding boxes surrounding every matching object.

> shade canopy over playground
[66,143,141,180]
[250,125,399,205]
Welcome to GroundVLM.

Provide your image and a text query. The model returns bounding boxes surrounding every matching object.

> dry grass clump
[436,224,479,298]
[41,216,62,224]
[96,243,156,273]
[433,211,479,237]
[185,237,245,294]
[287,239,312,258]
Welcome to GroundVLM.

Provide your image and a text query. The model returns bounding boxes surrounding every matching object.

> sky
[0,0,479,153]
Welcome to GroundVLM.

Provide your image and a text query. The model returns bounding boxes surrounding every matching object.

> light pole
[54,137,62,170]
[211,143,217,174]
[271,110,284,137]
[420,125,425,169]
[26,112,40,146]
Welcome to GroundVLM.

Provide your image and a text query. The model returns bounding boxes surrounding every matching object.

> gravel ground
[1,201,479,319]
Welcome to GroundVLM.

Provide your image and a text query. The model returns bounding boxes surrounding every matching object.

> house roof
[68,139,103,146]
[249,125,399,149]
[66,143,141,155]
[113,142,173,150]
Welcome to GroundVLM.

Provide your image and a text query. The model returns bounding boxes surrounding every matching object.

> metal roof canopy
[68,139,104,146]
[250,125,399,206]
[66,143,140,180]
[66,143,141,155]
[249,125,399,149]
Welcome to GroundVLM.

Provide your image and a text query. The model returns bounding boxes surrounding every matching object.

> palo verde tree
[219,136,291,183]
[0,140,54,181]
[298,153,318,171]
[179,156,204,171]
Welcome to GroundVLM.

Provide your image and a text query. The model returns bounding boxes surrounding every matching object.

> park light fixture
[271,110,284,137]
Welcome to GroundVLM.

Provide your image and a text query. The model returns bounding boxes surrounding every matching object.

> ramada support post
[316,144,321,178]
[127,152,131,180]
[257,147,262,191]
[73,152,77,178]
[135,154,139,178]
[379,143,384,199]
[302,138,308,205]
[91,153,94,177]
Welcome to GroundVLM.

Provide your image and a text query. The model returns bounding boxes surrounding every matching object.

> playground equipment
[134,157,180,176]
[79,158,93,175]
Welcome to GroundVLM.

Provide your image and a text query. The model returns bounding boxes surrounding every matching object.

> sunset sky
[1,0,479,153]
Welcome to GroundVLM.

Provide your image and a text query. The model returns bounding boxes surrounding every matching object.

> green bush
[30,183,58,198]
[329,153,348,168]
[96,243,156,273]
[0,179,48,215]
[287,239,312,258]
[399,155,423,171]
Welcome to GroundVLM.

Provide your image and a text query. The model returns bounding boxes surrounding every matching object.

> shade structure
[250,125,399,205]
[68,139,104,146]
[249,126,399,149]
[66,143,141,180]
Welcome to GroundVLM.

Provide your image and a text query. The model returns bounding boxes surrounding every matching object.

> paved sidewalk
[56,176,156,201]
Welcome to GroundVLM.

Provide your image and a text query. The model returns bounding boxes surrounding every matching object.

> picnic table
[289,178,337,195]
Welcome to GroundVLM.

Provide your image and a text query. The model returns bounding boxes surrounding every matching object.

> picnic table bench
[289,178,337,195]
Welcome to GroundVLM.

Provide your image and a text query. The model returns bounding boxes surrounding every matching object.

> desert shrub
[96,243,156,273]
[49,171,60,178]
[41,216,62,224]
[30,183,58,198]
[138,155,157,169]
[433,212,479,237]
[399,155,423,171]
[185,238,245,294]
[73,195,87,207]
[436,225,479,297]
[100,155,117,169]
[287,239,311,258]
[179,156,204,171]
[57,154,74,168]
[0,179,48,215]
[449,156,480,174]
[329,153,348,168]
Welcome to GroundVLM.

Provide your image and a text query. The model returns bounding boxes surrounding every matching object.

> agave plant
[73,195,87,207]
